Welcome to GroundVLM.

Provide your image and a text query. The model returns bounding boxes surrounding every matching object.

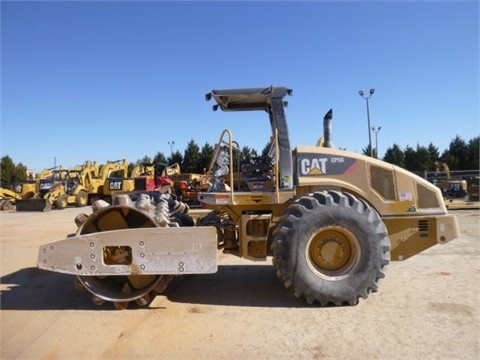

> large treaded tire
[1,200,15,211]
[55,195,68,210]
[75,190,88,207]
[271,190,390,306]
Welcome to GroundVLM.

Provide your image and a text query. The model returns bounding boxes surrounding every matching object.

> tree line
[1,134,478,186]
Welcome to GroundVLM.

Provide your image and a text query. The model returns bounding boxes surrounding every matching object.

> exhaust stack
[323,109,333,148]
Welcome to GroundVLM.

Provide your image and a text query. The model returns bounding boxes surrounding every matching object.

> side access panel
[38,227,218,276]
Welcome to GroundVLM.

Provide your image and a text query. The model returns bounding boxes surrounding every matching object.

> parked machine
[437,178,469,200]
[84,159,130,203]
[37,86,459,309]
[0,188,22,210]
[431,161,479,208]
[2,166,62,210]
[169,165,210,207]
[14,160,130,211]
[465,176,479,201]
[103,162,179,200]
[16,168,88,211]
[438,176,480,209]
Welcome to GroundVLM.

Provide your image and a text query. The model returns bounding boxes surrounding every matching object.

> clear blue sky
[1,0,479,172]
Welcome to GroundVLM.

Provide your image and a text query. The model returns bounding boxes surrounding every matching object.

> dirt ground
[0,207,478,360]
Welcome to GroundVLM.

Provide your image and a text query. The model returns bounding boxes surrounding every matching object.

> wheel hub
[307,226,360,279]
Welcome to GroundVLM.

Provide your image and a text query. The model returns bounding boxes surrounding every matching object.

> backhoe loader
[16,167,90,211]
[6,166,63,208]
[0,188,22,210]
[84,159,130,203]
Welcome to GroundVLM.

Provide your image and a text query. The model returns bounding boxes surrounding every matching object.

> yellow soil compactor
[37,86,459,309]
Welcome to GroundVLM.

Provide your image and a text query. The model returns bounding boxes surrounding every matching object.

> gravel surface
[1,207,478,360]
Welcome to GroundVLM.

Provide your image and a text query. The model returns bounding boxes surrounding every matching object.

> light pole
[371,126,382,159]
[167,141,175,157]
[358,88,375,157]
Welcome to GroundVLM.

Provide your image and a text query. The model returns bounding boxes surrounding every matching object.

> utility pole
[167,141,175,157]
[358,88,375,157]
[371,126,382,159]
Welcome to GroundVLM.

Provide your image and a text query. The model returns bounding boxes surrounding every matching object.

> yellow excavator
[81,159,130,203]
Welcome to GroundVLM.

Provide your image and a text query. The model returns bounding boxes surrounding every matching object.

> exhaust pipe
[323,109,333,148]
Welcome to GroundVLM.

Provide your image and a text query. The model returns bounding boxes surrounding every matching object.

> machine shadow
[1,267,95,310]
[165,264,310,308]
[0,265,310,310]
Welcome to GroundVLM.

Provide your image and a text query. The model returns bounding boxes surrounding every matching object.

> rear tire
[271,190,390,306]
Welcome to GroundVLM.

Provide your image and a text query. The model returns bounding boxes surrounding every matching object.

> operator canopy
[205,86,294,189]
[206,86,293,112]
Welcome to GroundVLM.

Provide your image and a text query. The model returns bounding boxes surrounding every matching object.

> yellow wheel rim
[306,226,360,280]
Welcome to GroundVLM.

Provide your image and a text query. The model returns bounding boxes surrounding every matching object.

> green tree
[414,144,431,172]
[183,139,201,173]
[361,144,374,158]
[199,143,214,173]
[466,136,479,169]
[1,155,15,186]
[404,145,421,171]
[260,142,276,164]
[383,144,405,167]
[153,152,168,166]
[13,163,28,183]
[136,155,152,165]
[239,146,255,166]
[169,150,183,167]
[427,143,440,170]
[441,135,468,170]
